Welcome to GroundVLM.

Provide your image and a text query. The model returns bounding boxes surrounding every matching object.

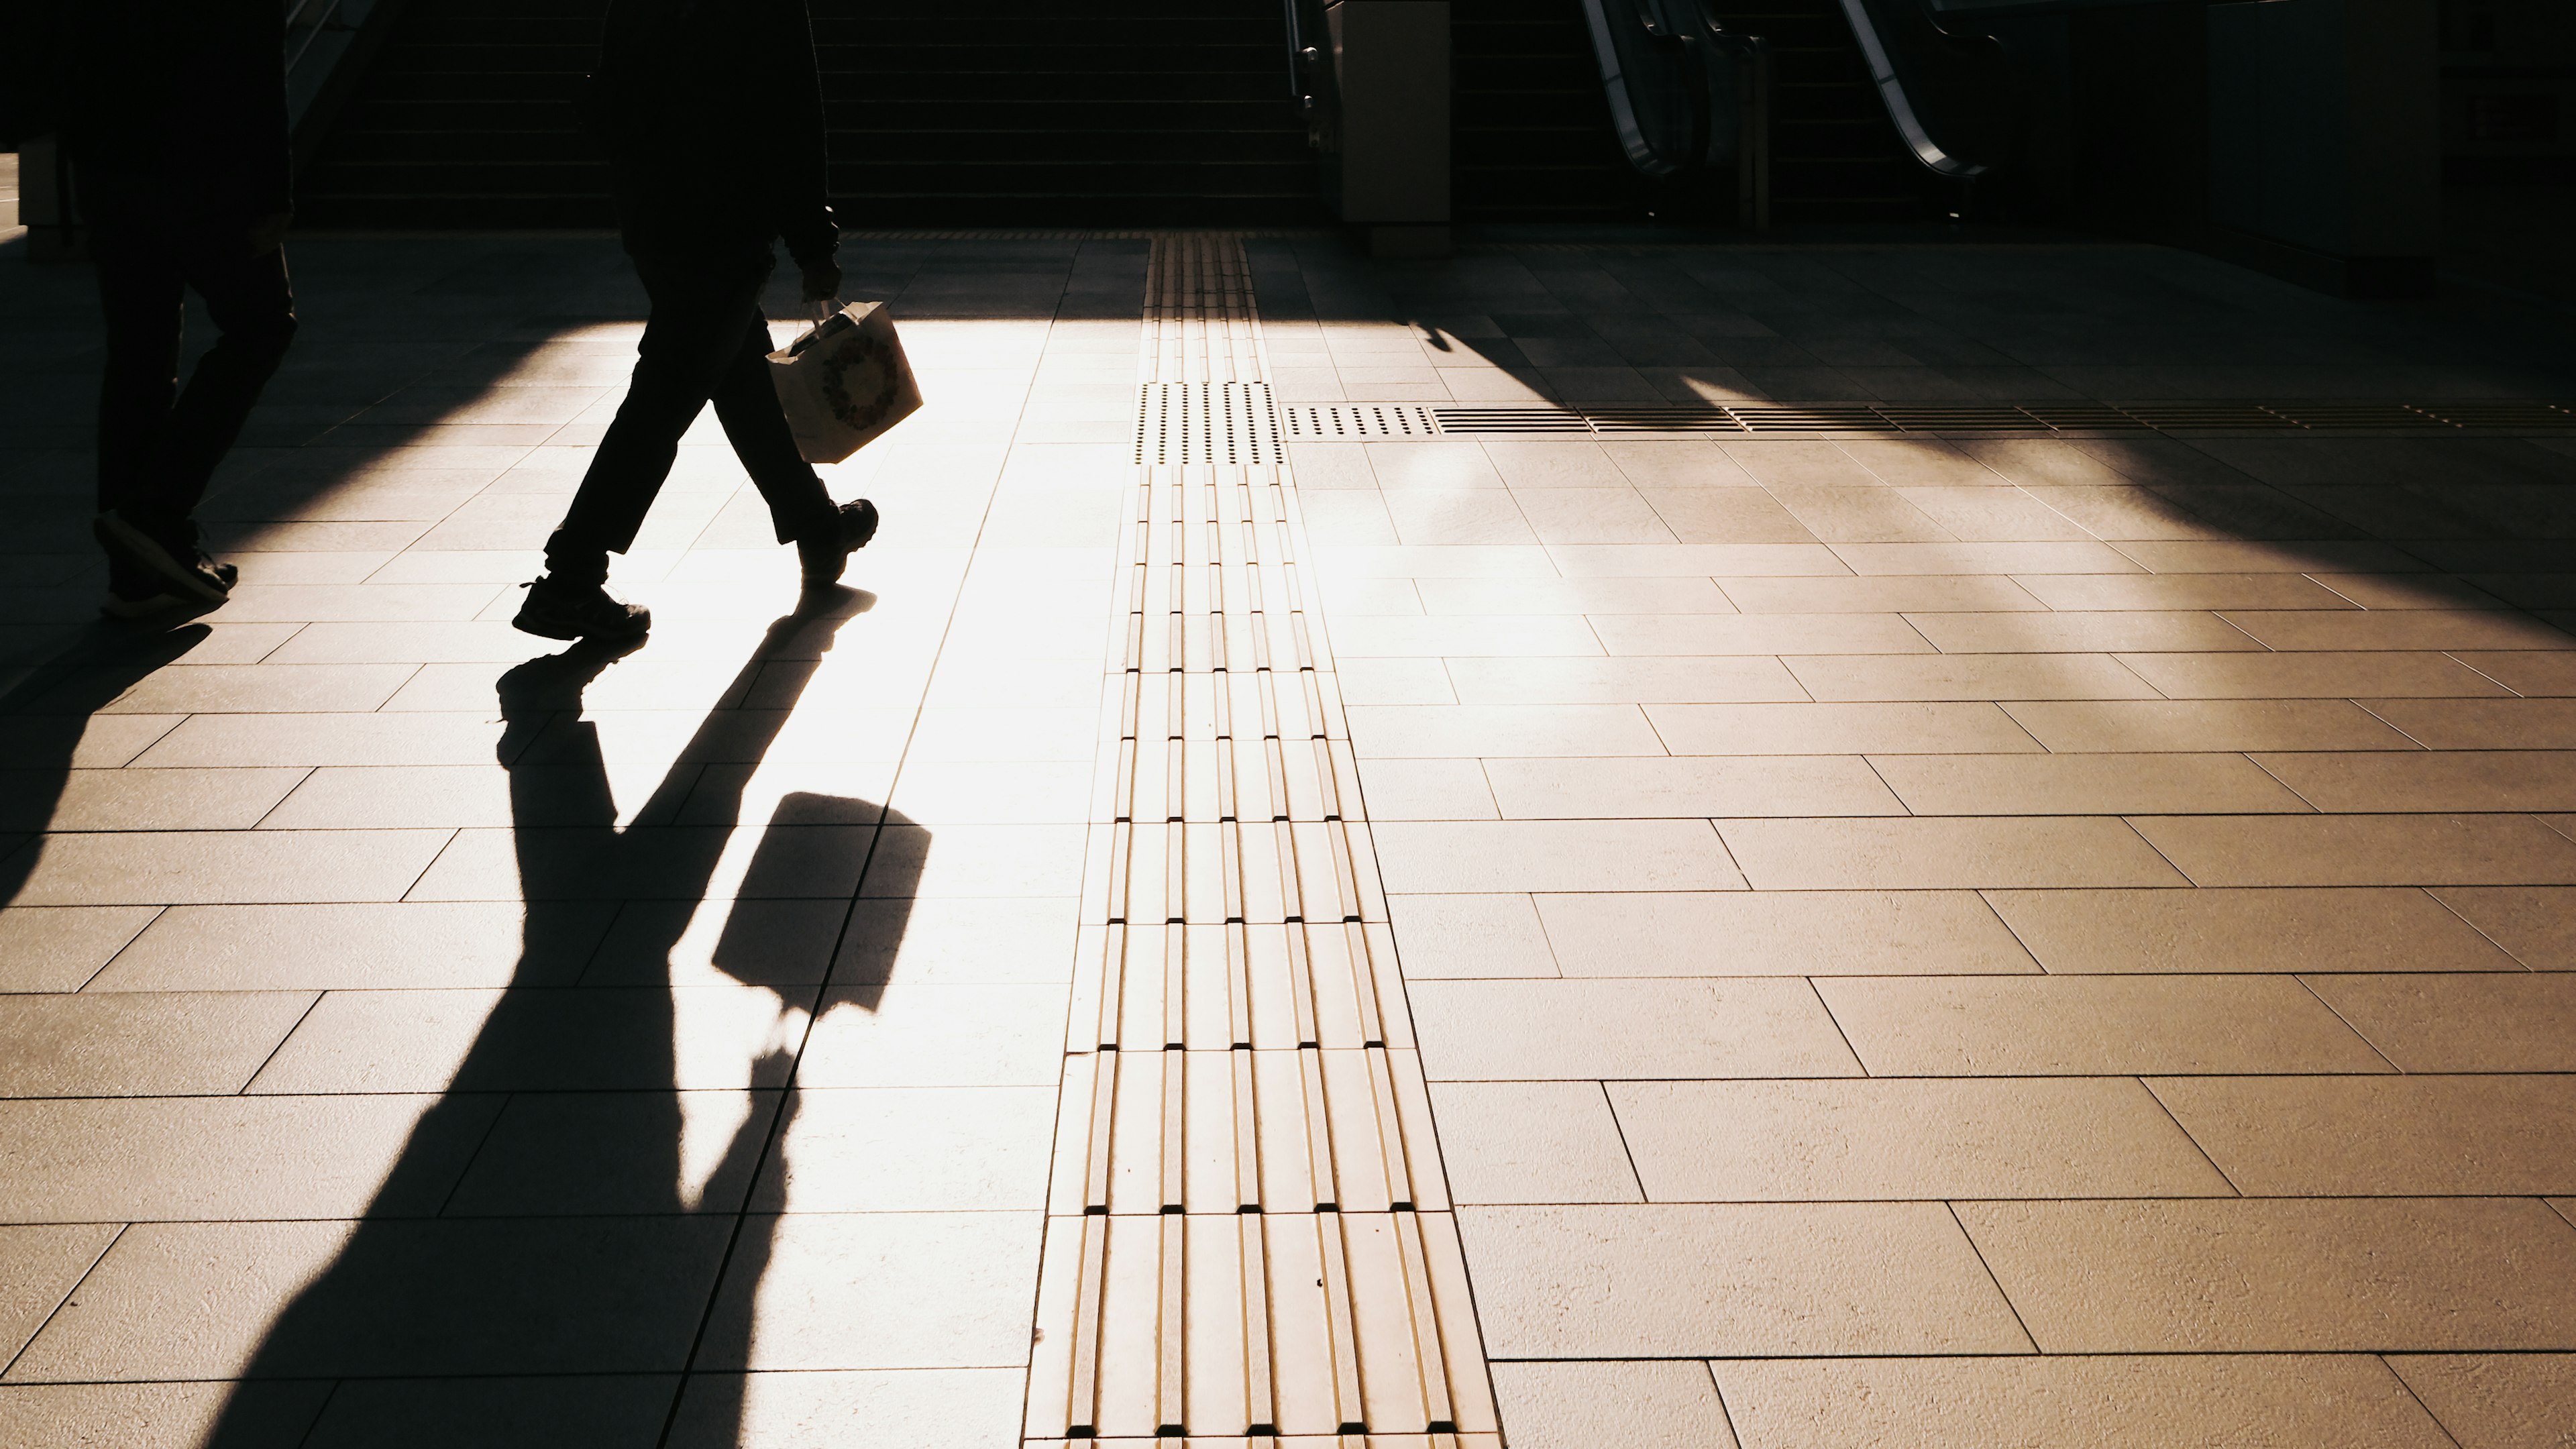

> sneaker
[511,575,652,642]
[796,498,880,590]
[95,511,231,604]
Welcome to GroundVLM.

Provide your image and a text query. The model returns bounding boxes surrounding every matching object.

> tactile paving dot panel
[1028,235,1499,1448]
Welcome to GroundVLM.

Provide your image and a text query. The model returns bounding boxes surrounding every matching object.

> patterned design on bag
[818,324,910,434]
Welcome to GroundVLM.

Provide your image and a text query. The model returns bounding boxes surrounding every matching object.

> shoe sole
[800,502,880,590]
[511,604,651,643]
[95,514,229,604]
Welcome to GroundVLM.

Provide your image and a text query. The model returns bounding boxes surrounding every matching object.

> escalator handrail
[1831,0,1989,178]
[1578,0,1758,177]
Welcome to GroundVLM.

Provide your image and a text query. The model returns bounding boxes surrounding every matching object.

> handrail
[1280,0,1339,159]
[1831,0,1987,178]
[284,0,347,76]
[1574,0,1770,226]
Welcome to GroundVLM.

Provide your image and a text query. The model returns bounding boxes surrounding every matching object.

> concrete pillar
[2207,0,2440,297]
[1326,0,1451,256]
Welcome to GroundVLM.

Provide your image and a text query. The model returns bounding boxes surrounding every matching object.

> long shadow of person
[201,596,927,1449]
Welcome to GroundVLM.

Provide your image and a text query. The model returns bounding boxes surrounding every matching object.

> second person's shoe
[797,499,880,590]
[95,511,232,604]
[512,575,652,642]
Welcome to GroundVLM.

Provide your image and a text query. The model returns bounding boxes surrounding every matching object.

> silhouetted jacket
[3,0,290,225]
[590,0,839,266]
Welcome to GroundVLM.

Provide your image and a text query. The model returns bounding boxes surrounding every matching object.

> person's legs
[85,180,186,541]
[145,233,297,525]
[543,240,775,588]
[705,308,835,545]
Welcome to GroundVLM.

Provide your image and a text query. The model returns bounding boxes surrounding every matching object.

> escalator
[1458,0,2017,226]
[297,0,1324,229]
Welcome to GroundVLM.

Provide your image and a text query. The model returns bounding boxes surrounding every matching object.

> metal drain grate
[1278,402,1441,439]
[1136,382,1281,464]
[1424,400,2576,436]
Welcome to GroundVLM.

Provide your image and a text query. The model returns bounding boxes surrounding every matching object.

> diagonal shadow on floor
[193,599,926,1449]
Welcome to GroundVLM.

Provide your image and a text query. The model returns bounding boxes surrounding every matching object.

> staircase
[297,0,1325,229]
[1452,0,1928,226]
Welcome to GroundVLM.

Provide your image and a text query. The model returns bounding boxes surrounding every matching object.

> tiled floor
[2,225,2574,1448]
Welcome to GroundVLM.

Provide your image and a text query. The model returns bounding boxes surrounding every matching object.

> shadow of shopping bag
[767,301,924,464]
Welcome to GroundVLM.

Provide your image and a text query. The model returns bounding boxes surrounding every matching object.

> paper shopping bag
[767,301,923,464]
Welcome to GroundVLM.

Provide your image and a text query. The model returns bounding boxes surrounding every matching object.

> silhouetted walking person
[514,0,878,643]
[15,0,299,614]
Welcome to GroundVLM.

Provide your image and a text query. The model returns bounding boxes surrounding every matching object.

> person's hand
[248,211,293,258]
[800,260,842,303]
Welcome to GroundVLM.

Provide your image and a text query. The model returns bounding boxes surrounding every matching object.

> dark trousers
[87,172,297,543]
[545,237,833,585]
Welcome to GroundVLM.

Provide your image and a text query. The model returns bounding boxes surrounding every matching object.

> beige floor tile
[2222,610,2573,652]
[886,760,1092,823]
[0,1378,330,1445]
[1485,756,1900,818]
[2117,651,2510,699]
[1456,1203,2030,1356]
[795,982,1067,1087]
[1416,576,1736,615]
[1448,656,1807,704]
[1364,441,1507,489]
[5,1216,732,1381]
[1986,887,2518,973]
[2255,750,2576,812]
[2153,1075,2576,1195]
[2363,698,2576,749]
[1409,978,1858,1079]
[1355,757,1499,820]
[1719,574,2045,613]
[1545,542,1845,578]
[407,824,873,904]
[1604,439,1756,487]
[1786,653,2159,702]
[1431,1081,1644,1203]
[1373,819,1743,894]
[1613,1078,2229,1200]
[2300,973,2576,1070]
[1512,487,1680,544]
[2133,813,2576,885]
[1638,487,1819,544]
[254,763,531,828]
[1385,491,1536,546]
[1326,614,1604,658]
[2015,571,2361,611]
[1649,702,2042,754]
[2454,651,2576,696]
[693,1211,1040,1370]
[2431,885,2576,969]
[1336,656,1457,705]
[1900,484,2099,542]
[2112,539,2426,574]
[292,1374,678,1449]
[1870,752,2308,815]
[1481,439,1629,488]
[0,991,318,1095]
[1719,817,2185,890]
[2003,698,2420,751]
[1764,484,1953,542]
[1388,892,1558,977]
[7,767,310,832]
[1346,703,1664,758]
[0,1094,488,1221]
[96,663,412,716]
[1957,1198,2576,1351]
[1831,541,2143,575]
[1815,975,2389,1074]
[1724,441,1884,487]
[10,824,455,902]
[0,1224,120,1363]
[1835,437,2003,486]
[1904,610,2259,653]
[1591,613,1932,656]
[1713,1355,2453,1449]
[665,1367,1026,1449]
[861,823,1087,899]
[0,906,158,993]
[752,1087,1055,1212]
[133,712,515,767]
[830,897,1077,985]
[90,900,608,990]
[2387,1354,2576,1449]
[1537,890,2037,976]
[1490,1360,1736,1449]
[439,1089,777,1216]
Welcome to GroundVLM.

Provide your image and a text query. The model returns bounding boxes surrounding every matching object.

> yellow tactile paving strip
[1023,236,1500,1446]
